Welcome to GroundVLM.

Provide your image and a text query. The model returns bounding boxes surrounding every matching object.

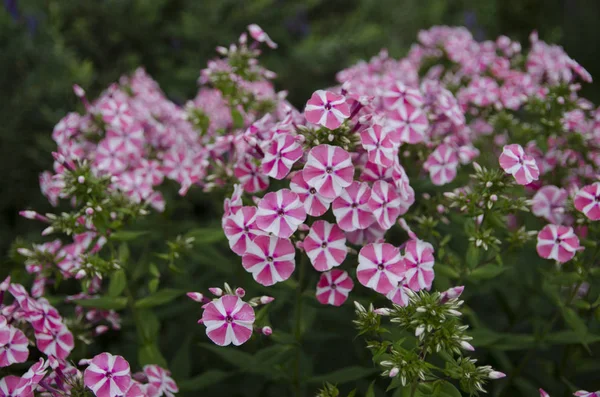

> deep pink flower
[540,389,550,397]
[84,353,131,397]
[360,124,395,167]
[143,365,179,397]
[574,392,600,397]
[531,185,568,224]
[27,297,63,333]
[0,316,8,347]
[201,295,255,346]
[574,182,600,220]
[388,103,429,144]
[289,171,332,217]
[304,90,350,130]
[0,327,28,367]
[332,181,375,231]
[242,235,295,286]
[0,376,30,397]
[256,189,306,238]
[223,206,264,255]
[234,159,269,193]
[401,240,435,291]
[261,134,303,180]
[16,358,48,394]
[368,180,404,230]
[382,82,424,110]
[536,224,581,263]
[316,270,354,306]
[499,144,540,185]
[303,221,347,271]
[303,144,354,199]
[247,24,278,49]
[357,243,405,294]
[34,324,74,360]
[423,144,459,185]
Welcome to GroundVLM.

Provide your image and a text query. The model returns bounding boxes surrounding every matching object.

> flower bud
[235,288,246,297]
[460,341,475,351]
[389,367,399,377]
[208,287,223,297]
[373,308,391,316]
[488,371,506,379]
[77,176,86,184]
[261,326,273,336]
[85,207,94,216]
[260,296,275,305]
[186,292,204,303]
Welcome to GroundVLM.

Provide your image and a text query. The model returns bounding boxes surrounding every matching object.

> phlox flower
[256,189,306,238]
[83,353,131,397]
[0,326,28,367]
[0,316,8,346]
[303,220,347,271]
[574,392,600,397]
[223,206,264,255]
[368,180,404,230]
[357,243,405,294]
[201,295,255,346]
[34,324,74,360]
[261,134,303,180]
[466,77,499,107]
[382,82,424,110]
[574,182,600,220]
[360,123,395,167]
[401,240,435,291]
[316,270,354,306]
[536,224,581,263]
[345,223,386,246]
[499,144,540,185]
[17,358,49,394]
[423,144,459,185]
[386,282,411,306]
[539,390,550,397]
[304,90,350,130]
[303,144,354,199]
[387,103,429,144]
[247,24,277,49]
[332,181,375,231]
[143,365,179,397]
[0,376,31,397]
[98,98,134,131]
[289,171,332,217]
[94,138,129,175]
[242,235,295,286]
[531,185,568,224]
[234,158,269,193]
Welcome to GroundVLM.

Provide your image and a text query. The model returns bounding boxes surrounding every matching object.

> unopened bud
[186,292,204,303]
[260,296,274,304]
[75,269,87,280]
[235,288,246,297]
[208,287,223,297]
[261,326,272,336]
[85,208,94,216]
[77,176,86,184]
[488,371,506,379]
[389,367,399,377]
[373,308,391,316]
[460,341,475,351]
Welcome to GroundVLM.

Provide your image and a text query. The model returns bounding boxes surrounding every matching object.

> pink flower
[386,282,411,306]
[539,389,550,397]
[574,392,600,397]
[143,365,179,397]
[35,324,74,360]
[242,235,295,286]
[574,182,600,220]
[382,82,424,110]
[0,376,30,397]
[17,358,48,394]
[536,224,581,263]
[316,270,354,306]
[345,223,386,246]
[360,124,395,167]
[289,171,332,217]
[0,327,29,367]
[247,24,277,49]
[368,180,404,230]
[98,98,134,130]
[223,206,264,255]
[261,134,303,180]
[499,144,540,185]
[0,316,8,346]
[303,144,354,199]
[401,240,435,291]
[201,295,255,346]
[84,353,131,397]
[234,159,269,193]
[532,185,568,224]
[256,189,306,238]
[332,181,375,231]
[357,243,405,294]
[304,90,351,130]
[423,144,459,185]
[303,221,347,271]
[388,103,429,144]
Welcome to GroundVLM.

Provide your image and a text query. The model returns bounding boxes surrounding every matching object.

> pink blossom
[388,103,429,144]
[84,353,131,397]
[536,224,581,263]
[499,144,540,185]
[532,185,568,224]
[316,270,354,306]
[242,235,295,286]
[223,206,264,255]
[466,77,499,107]
[345,223,386,245]
[234,159,269,193]
[289,171,332,217]
[368,180,404,230]
[303,221,347,271]
[201,295,255,346]
[360,124,395,166]
[423,144,459,185]
[386,282,411,306]
[261,134,303,180]
[34,324,74,360]
[539,389,550,397]
[0,376,30,397]
[303,144,354,199]
[401,240,435,291]
[357,243,405,294]
[382,82,424,110]
[332,181,375,231]
[256,189,306,238]
[304,90,350,130]
[440,286,465,303]
[143,365,179,397]
[574,182,600,220]
[0,317,8,346]
[574,392,600,397]
[247,24,277,49]
[0,327,28,367]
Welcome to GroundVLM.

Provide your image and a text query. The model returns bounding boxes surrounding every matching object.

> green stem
[293,254,307,397]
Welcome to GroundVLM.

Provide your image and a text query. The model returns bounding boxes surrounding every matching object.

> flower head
[316,270,354,306]
[536,224,581,263]
[242,235,295,286]
[357,243,405,295]
[401,240,435,291]
[305,90,350,130]
[289,171,332,217]
[303,220,347,271]
[261,134,303,180]
[223,206,264,255]
[0,326,29,367]
[83,353,132,397]
[256,189,306,238]
[499,144,540,185]
[201,295,255,346]
[303,144,354,199]
[574,182,600,220]
[143,365,178,397]
[332,181,375,231]
[368,180,405,230]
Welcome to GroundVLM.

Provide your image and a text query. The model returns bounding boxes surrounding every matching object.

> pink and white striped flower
[303,221,347,271]
[574,182,600,221]
[368,180,403,230]
[401,240,435,291]
[574,392,600,397]
[256,189,306,238]
[223,206,264,255]
[315,270,354,306]
[382,82,424,110]
[83,353,131,397]
[536,224,581,263]
[304,90,350,130]
[247,24,278,49]
[332,181,375,231]
[499,144,540,185]
[531,185,568,224]
[0,327,28,367]
[143,365,178,397]
[357,243,405,295]
[94,138,129,175]
[34,324,74,360]
[0,376,30,397]
[423,144,459,185]
[360,124,395,167]
[345,223,386,246]
[242,235,295,286]
[388,103,429,144]
[16,358,48,394]
[201,295,255,346]
[303,144,354,199]
[98,98,134,131]
[386,282,411,306]
[289,171,332,217]
[234,159,269,193]
[261,134,303,180]
[0,317,8,347]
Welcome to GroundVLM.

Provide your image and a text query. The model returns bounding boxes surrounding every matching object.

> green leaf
[110,230,150,241]
[366,381,376,397]
[199,343,256,370]
[134,289,185,309]
[108,270,127,297]
[135,310,160,343]
[435,264,460,279]
[469,264,506,280]
[432,380,462,397]
[546,331,600,345]
[178,370,232,391]
[148,278,159,294]
[186,227,227,245]
[347,390,357,397]
[308,366,377,385]
[72,297,127,310]
[561,307,589,349]
[138,343,167,367]
[231,108,244,129]
[170,336,192,379]
[465,245,480,269]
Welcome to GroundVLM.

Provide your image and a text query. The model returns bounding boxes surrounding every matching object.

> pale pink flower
[357,243,405,294]
[0,376,30,397]
[382,82,424,110]
[289,171,332,217]
[388,103,429,144]
[536,224,581,263]
[401,240,435,291]
[423,144,459,185]
[223,206,264,255]
[0,327,28,367]
[247,24,277,48]
[304,90,351,130]
[201,295,255,346]
[83,353,131,397]
[368,180,404,230]
[345,223,386,246]
[360,124,395,167]
[303,221,347,271]
[574,391,600,397]
[499,144,540,185]
[94,138,129,175]
[256,189,306,238]
[234,159,269,193]
[303,144,354,199]
[467,77,499,107]
[242,235,295,286]
[386,282,411,306]
[332,181,375,231]
[98,98,134,130]
[34,324,74,360]
[143,365,179,397]
[574,182,600,220]
[316,270,354,306]
[531,185,568,224]
[261,134,303,180]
